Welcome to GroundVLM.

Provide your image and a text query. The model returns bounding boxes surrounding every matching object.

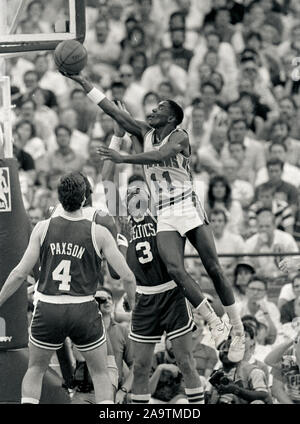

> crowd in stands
[3,0,300,404]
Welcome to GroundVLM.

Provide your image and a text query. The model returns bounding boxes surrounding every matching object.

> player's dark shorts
[129,287,196,344]
[30,300,106,352]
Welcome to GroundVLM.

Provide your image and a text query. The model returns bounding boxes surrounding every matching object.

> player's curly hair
[58,172,86,213]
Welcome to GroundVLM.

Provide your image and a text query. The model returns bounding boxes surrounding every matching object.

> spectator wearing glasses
[278,274,300,310]
[118,64,146,120]
[237,276,280,344]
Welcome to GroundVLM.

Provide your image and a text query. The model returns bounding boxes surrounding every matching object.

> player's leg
[80,342,114,404]
[171,333,204,404]
[156,231,206,307]
[131,342,156,404]
[21,342,54,404]
[186,224,245,361]
[156,231,226,347]
[70,301,114,403]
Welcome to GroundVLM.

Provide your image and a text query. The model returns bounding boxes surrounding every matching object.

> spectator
[169,27,194,72]
[197,126,227,176]
[256,142,300,188]
[255,159,298,212]
[232,259,256,306]
[278,274,300,310]
[265,334,300,404]
[70,88,97,134]
[237,275,280,343]
[118,64,146,119]
[16,69,58,110]
[280,275,300,324]
[266,120,300,168]
[207,324,271,404]
[222,157,254,209]
[192,307,218,381]
[226,119,266,175]
[206,175,244,235]
[129,51,148,83]
[141,48,187,97]
[18,0,51,34]
[245,209,298,278]
[34,54,69,106]
[248,185,294,236]
[44,125,85,174]
[210,208,245,278]
[85,16,121,67]
[14,119,46,170]
[228,141,256,184]
[59,108,90,160]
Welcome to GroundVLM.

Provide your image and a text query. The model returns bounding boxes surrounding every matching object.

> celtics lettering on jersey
[38,216,102,296]
[126,212,171,287]
[143,128,194,210]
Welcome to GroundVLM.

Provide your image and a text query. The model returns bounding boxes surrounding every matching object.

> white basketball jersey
[143,128,194,211]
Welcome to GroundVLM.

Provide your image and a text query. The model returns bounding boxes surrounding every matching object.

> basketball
[54,40,87,75]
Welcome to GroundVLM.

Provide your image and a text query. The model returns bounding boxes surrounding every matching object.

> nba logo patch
[0,167,11,212]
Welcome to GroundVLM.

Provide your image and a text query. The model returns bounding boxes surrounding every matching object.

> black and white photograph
[0,0,299,419]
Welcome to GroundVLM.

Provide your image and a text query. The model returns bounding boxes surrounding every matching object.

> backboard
[0,0,86,55]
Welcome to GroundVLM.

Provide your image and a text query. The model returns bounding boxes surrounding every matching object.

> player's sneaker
[228,332,246,362]
[209,319,231,349]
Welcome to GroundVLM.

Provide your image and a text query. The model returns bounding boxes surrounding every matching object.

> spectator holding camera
[207,324,271,404]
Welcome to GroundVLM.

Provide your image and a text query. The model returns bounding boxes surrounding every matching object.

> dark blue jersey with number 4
[126,211,171,287]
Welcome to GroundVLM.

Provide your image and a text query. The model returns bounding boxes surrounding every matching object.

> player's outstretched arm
[60,72,150,138]
[95,225,136,310]
[0,221,45,307]
[98,129,189,165]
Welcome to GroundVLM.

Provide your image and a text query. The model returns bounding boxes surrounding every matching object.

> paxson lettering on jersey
[130,222,156,242]
[50,242,85,259]
[0,167,11,212]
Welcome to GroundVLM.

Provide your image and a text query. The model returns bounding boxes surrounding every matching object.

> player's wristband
[87,87,106,104]
[117,233,128,248]
[109,136,123,151]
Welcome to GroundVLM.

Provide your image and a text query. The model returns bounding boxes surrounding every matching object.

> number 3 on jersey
[136,241,153,264]
[52,260,71,291]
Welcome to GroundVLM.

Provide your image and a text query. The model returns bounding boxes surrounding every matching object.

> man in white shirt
[211,208,246,279]
[255,142,300,188]
[226,119,266,174]
[222,157,254,209]
[118,64,146,120]
[245,209,299,279]
[237,276,281,337]
[59,108,90,160]
[141,48,187,96]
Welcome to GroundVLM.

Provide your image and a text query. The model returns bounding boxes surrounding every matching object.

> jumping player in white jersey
[0,172,136,404]
[61,72,245,362]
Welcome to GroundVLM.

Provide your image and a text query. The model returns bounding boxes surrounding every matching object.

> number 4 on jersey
[52,260,72,291]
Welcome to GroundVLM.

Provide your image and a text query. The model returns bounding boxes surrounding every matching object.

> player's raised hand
[98,146,124,163]
[279,257,300,274]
